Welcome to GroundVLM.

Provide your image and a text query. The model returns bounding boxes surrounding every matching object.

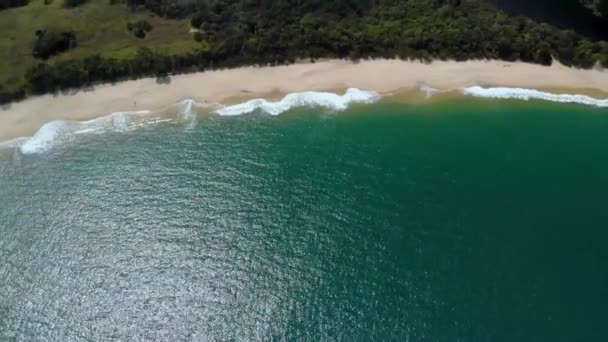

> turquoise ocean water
[1,98,607,340]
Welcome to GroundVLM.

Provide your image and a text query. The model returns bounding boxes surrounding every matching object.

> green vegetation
[0,84,25,104]
[127,20,153,38]
[1,0,608,104]
[0,0,29,10]
[126,0,193,18]
[33,29,76,59]
[63,0,87,7]
[581,0,608,16]
[0,0,196,100]
[596,0,608,16]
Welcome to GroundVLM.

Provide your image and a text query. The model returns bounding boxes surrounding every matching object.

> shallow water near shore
[1,99,608,340]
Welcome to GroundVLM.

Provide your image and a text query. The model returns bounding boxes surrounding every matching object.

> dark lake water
[497,0,608,40]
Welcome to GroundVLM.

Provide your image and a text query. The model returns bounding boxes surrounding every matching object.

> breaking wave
[1,89,379,155]
[463,86,608,107]
[214,88,380,116]
[8,110,159,155]
[8,86,604,155]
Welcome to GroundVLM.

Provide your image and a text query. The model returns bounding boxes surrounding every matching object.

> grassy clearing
[0,0,198,86]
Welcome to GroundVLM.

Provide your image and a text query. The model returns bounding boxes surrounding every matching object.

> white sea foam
[178,99,198,129]
[14,110,157,155]
[420,85,438,99]
[6,86,607,155]
[463,86,608,107]
[179,99,195,120]
[215,88,380,116]
[4,89,380,154]
[19,121,70,155]
[0,137,29,150]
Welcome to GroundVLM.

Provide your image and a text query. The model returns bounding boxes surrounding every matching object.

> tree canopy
[0,0,28,10]
[32,29,77,60]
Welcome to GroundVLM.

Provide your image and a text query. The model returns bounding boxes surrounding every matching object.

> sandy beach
[1,59,608,141]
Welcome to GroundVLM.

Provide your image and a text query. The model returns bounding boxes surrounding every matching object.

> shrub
[127,20,153,38]
[33,29,77,59]
[63,0,87,8]
[191,12,206,29]
[573,40,596,68]
[535,48,553,66]
[0,85,26,105]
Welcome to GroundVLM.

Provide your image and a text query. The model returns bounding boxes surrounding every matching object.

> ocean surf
[2,86,607,155]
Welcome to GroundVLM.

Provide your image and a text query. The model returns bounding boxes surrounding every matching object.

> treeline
[0,85,25,104]
[23,47,282,95]
[64,0,88,7]
[184,0,608,67]
[595,0,607,16]
[581,0,608,17]
[2,0,608,104]
[0,0,28,10]
[126,0,195,18]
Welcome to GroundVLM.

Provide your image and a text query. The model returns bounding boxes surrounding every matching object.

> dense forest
[0,0,29,10]
[2,0,608,104]
[582,0,608,16]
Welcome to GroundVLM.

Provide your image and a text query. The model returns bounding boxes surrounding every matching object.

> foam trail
[80,110,151,128]
[420,85,438,99]
[178,99,197,129]
[179,99,195,119]
[463,86,608,107]
[0,137,29,150]
[112,112,130,130]
[215,88,380,116]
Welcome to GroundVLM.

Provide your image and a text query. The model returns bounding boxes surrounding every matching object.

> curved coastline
[1,89,382,155]
[1,59,608,153]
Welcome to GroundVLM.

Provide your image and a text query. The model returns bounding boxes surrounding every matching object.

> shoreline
[1,59,608,141]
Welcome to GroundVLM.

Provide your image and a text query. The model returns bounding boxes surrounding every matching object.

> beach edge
[1,59,607,141]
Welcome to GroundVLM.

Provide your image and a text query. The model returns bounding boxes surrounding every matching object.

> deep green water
[1,99,608,341]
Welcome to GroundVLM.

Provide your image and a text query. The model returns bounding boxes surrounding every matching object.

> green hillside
[0,0,195,88]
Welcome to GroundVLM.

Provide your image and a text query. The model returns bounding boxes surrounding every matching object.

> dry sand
[1,59,607,141]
